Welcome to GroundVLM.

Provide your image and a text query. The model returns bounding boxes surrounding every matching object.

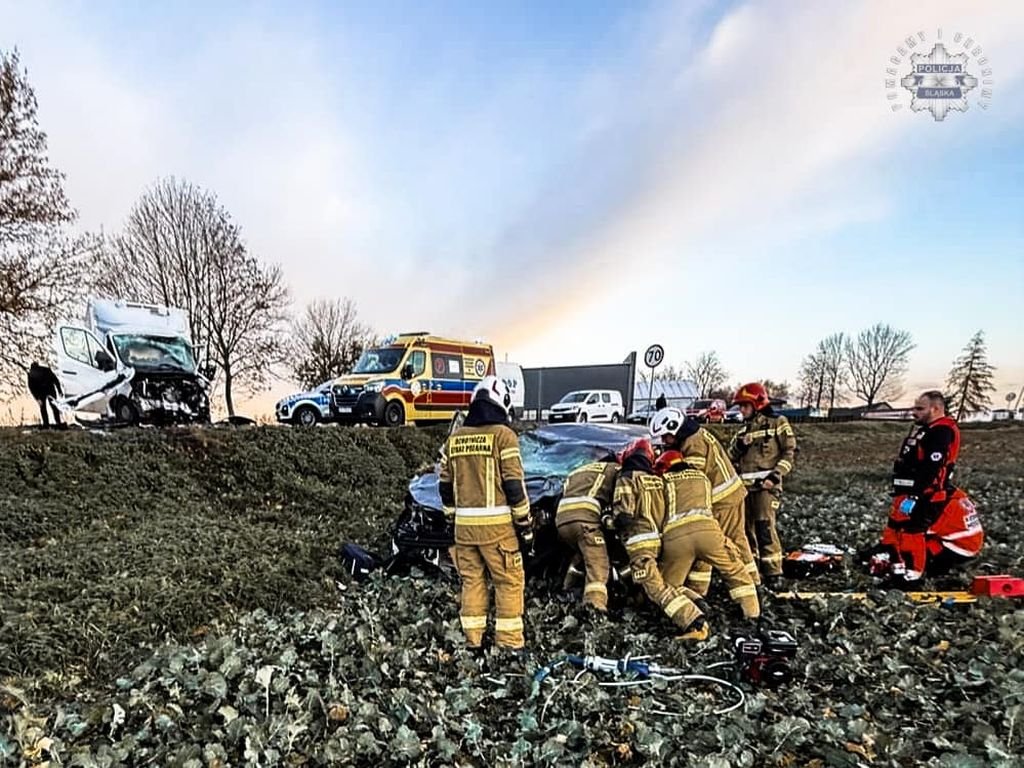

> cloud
[1,1,386,306]
[3,0,1022,415]
[468,0,1024,368]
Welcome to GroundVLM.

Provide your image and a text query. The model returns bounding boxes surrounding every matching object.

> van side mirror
[95,350,116,372]
[401,363,414,380]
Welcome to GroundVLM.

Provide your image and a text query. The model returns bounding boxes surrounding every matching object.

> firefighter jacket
[661,466,713,526]
[556,461,620,526]
[439,422,530,546]
[614,471,669,563]
[728,409,797,489]
[892,416,960,504]
[678,428,745,506]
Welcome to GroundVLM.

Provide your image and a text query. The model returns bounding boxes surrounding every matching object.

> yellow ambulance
[329,332,495,426]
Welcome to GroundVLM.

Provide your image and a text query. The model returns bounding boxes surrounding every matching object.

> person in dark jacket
[27,362,64,428]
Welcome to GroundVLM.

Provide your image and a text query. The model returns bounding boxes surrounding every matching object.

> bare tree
[815,333,847,408]
[845,323,915,407]
[291,298,373,390]
[797,350,825,408]
[207,251,289,416]
[761,379,791,402]
[945,330,996,420]
[796,333,847,410]
[686,351,728,398]
[0,48,92,391]
[95,178,226,349]
[95,177,290,415]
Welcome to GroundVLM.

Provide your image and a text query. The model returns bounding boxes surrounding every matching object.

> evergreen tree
[945,330,996,420]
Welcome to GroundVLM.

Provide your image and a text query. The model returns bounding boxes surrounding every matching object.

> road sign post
[644,344,665,414]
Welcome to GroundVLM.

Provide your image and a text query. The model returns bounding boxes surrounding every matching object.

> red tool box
[970,575,1024,598]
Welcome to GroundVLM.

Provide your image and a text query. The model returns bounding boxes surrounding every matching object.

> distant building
[633,379,698,410]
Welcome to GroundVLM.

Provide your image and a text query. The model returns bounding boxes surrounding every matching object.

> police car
[275,381,334,426]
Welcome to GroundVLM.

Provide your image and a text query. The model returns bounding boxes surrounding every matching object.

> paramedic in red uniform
[866,390,984,583]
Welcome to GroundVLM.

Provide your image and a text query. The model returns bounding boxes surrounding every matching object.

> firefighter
[650,407,758,594]
[867,391,984,582]
[439,376,533,652]
[654,450,760,621]
[556,454,620,612]
[727,382,797,586]
[27,362,64,429]
[612,438,709,641]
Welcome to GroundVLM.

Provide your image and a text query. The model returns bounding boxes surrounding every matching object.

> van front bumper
[547,411,581,423]
[331,391,387,423]
[354,392,387,423]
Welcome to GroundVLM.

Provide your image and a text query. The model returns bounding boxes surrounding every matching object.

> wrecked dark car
[391,422,649,577]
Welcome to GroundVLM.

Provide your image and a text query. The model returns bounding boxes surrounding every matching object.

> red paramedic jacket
[892,415,960,505]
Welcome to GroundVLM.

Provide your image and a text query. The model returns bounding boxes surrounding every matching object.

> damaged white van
[55,299,212,425]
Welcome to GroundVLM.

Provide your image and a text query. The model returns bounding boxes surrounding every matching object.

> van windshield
[352,347,404,374]
[558,392,589,404]
[112,335,196,373]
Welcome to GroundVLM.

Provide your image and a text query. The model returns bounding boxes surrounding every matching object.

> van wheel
[112,397,140,426]
[293,405,319,427]
[576,412,588,423]
[610,412,621,423]
[382,400,405,427]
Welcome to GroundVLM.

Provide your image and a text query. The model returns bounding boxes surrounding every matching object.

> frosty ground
[1,422,1022,767]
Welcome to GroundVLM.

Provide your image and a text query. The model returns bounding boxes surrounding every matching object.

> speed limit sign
[644,344,665,369]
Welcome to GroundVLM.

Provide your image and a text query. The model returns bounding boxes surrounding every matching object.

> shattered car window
[519,429,620,478]
[113,335,196,373]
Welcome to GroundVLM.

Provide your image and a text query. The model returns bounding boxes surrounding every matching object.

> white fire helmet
[649,407,685,442]
[472,375,512,416]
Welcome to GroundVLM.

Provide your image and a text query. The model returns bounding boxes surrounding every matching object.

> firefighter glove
[767,471,783,486]
[515,521,535,546]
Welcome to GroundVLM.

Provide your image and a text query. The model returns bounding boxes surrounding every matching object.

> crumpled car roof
[408,422,650,511]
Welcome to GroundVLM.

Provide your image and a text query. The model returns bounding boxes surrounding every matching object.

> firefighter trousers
[660,521,760,619]
[745,489,783,577]
[685,492,760,594]
[557,520,610,610]
[451,533,525,648]
[630,553,704,632]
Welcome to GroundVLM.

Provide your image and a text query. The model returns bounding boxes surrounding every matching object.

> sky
[2,0,1022,416]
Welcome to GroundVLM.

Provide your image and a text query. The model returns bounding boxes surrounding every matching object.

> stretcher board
[771,590,977,604]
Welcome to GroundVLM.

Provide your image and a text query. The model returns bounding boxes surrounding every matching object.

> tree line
[0,49,374,414]
[636,326,1002,419]
[0,48,1009,418]
[795,326,1000,418]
